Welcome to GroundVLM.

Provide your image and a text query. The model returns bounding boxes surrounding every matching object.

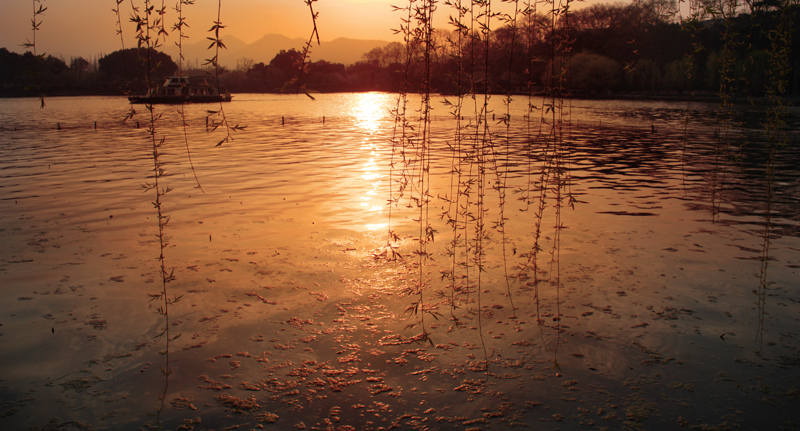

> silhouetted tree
[98,48,178,93]
[70,57,91,75]
[0,48,69,96]
[568,52,622,93]
[269,48,305,91]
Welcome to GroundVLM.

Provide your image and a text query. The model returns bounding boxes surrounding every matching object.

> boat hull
[128,94,232,104]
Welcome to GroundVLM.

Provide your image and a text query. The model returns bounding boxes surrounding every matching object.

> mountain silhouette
[166,34,390,69]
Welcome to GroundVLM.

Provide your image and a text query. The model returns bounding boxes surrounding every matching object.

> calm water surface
[1,94,799,430]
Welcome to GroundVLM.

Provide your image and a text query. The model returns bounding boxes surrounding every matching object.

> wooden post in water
[282,116,285,126]
[323,116,325,125]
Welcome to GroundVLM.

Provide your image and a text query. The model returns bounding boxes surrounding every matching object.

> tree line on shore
[1,0,797,98]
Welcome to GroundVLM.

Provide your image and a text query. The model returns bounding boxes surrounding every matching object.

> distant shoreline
[2,90,798,107]
[556,92,800,107]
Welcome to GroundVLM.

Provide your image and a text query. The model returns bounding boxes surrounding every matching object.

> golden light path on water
[351,92,393,231]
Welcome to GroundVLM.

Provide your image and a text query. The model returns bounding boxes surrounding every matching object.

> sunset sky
[1,0,620,62]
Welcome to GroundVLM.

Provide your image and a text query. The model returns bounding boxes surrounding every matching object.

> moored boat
[128,76,232,104]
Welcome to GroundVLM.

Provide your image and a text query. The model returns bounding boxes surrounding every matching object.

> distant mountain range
[165,34,391,69]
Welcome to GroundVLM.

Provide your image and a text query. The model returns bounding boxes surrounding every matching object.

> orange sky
[1,0,626,61]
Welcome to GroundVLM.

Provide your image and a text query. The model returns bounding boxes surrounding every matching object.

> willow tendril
[296,0,321,99]
[441,0,469,326]
[129,0,181,426]
[173,0,204,193]
[113,0,138,122]
[385,0,417,265]
[709,0,741,223]
[205,0,243,147]
[472,0,493,371]
[497,0,520,318]
[22,0,47,108]
[400,0,439,344]
[757,0,792,350]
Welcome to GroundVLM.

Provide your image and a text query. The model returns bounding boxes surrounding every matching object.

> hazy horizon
[1,0,401,62]
[1,32,392,69]
[0,0,622,63]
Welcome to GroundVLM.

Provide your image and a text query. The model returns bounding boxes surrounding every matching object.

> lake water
[1,93,799,430]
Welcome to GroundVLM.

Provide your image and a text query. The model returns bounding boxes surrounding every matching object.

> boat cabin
[129,76,231,104]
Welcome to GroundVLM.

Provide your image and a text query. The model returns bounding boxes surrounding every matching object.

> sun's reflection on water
[359,144,386,229]
[351,92,391,133]
[341,93,396,231]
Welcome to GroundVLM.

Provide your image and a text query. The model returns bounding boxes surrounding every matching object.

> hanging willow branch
[173,0,205,193]
[22,0,47,108]
[296,0,322,99]
[205,0,244,147]
[756,0,793,351]
[130,0,181,425]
